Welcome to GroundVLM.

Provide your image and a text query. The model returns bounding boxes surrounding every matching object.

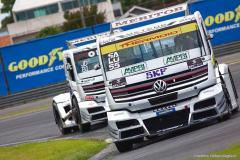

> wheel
[52,102,69,135]
[115,141,133,153]
[229,69,239,113]
[72,97,90,133]
[219,84,232,121]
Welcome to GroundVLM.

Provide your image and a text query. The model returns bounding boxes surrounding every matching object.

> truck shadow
[131,112,239,152]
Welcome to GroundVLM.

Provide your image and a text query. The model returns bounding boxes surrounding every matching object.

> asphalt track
[1,53,240,160]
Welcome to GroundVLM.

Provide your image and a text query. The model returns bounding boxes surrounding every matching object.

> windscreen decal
[81,60,89,72]
[121,62,147,76]
[146,67,167,79]
[100,23,197,55]
[108,52,120,71]
[163,51,190,65]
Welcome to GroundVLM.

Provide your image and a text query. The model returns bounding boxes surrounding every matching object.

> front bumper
[80,102,108,124]
[108,83,228,142]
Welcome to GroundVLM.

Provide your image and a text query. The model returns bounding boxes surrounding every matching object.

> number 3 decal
[108,52,120,71]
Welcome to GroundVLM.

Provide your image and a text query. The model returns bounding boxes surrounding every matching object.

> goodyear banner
[0,56,8,96]
[0,28,93,94]
[189,0,240,46]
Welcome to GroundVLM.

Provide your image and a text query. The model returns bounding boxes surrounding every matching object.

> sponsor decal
[122,63,146,76]
[111,3,187,28]
[187,58,203,69]
[81,77,95,84]
[108,52,120,71]
[163,51,190,65]
[68,31,113,45]
[118,29,180,50]
[100,23,197,55]
[74,49,97,60]
[146,67,167,79]
[153,104,176,116]
[111,77,127,88]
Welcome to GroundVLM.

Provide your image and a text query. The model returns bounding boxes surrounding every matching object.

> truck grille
[82,81,105,96]
[110,65,208,103]
[143,108,190,134]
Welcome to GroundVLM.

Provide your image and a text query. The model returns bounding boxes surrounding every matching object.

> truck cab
[62,39,109,132]
[97,11,238,152]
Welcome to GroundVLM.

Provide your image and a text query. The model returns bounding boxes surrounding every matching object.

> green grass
[0,139,108,160]
[0,105,49,120]
[194,144,240,160]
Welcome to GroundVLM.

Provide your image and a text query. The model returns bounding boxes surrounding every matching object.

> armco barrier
[0,54,8,96]
[189,0,240,46]
[0,27,93,94]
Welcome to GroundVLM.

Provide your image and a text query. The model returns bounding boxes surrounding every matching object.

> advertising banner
[189,0,240,46]
[0,55,8,96]
[0,28,93,94]
[112,3,187,31]
[93,23,110,34]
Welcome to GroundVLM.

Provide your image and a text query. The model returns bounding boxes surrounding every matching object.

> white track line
[0,135,61,147]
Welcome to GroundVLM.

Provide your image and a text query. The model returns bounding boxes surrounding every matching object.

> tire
[72,97,90,133]
[52,102,69,135]
[115,141,133,153]
[219,85,232,121]
[229,69,239,113]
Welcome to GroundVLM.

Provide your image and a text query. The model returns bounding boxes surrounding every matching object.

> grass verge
[194,144,240,160]
[0,139,107,160]
[0,105,49,120]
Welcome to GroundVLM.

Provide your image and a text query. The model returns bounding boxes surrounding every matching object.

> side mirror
[94,63,101,70]
[207,33,214,40]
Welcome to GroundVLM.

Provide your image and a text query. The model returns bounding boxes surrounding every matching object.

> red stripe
[83,83,105,90]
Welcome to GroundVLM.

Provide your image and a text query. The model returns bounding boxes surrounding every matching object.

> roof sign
[111,3,188,30]
[67,30,121,48]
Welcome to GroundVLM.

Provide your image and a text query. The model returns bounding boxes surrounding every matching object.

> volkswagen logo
[153,80,167,93]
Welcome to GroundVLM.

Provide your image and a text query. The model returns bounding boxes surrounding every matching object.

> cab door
[64,56,78,94]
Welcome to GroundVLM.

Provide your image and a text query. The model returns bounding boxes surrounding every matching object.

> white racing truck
[52,34,110,134]
[97,10,239,152]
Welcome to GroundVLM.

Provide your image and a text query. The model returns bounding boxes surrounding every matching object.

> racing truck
[52,34,110,134]
[97,11,239,152]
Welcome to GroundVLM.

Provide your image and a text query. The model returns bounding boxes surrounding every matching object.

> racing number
[108,52,120,71]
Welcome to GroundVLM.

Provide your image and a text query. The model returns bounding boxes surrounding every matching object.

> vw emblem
[153,80,167,93]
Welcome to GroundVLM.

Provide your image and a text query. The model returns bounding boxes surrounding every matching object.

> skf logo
[205,5,240,27]
[8,48,63,72]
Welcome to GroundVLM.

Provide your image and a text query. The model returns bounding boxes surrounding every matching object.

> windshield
[74,49,99,73]
[100,23,203,72]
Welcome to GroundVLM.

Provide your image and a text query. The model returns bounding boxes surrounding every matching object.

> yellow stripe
[100,44,116,55]
[101,23,197,55]
[180,23,197,33]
